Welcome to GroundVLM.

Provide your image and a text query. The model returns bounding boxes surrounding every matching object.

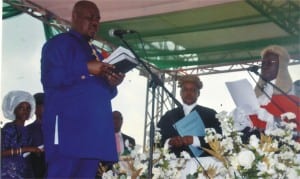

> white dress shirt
[165,102,201,149]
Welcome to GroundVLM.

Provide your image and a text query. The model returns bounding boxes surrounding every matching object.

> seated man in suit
[113,111,136,155]
[27,93,46,178]
[157,74,222,157]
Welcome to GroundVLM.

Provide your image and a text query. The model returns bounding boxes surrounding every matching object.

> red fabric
[100,49,110,59]
[249,95,300,131]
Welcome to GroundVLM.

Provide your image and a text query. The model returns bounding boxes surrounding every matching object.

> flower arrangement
[202,111,300,178]
[102,111,300,179]
[102,133,192,179]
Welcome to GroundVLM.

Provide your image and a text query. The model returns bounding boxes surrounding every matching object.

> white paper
[225,79,260,115]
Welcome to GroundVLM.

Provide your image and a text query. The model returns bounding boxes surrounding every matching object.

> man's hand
[169,136,183,148]
[106,72,125,87]
[87,60,114,76]
[181,136,193,146]
[168,136,193,148]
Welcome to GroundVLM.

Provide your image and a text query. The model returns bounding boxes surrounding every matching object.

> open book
[103,46,138,73]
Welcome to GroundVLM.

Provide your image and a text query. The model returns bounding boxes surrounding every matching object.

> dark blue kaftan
[1,122,33,178]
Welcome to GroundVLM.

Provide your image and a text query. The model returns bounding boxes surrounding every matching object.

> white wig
[255,45,292,97]
[2,90,36,121]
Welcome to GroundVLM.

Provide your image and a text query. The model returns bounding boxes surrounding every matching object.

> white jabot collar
[182,102,197,116]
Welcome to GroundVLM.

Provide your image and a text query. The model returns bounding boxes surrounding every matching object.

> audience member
[27,92,46,178]
[293,80,300,98]
[40,1,124,178]
[1,90,43,178]
[250,45,300,137]
[113,111,136,155]
[157,75,222,157]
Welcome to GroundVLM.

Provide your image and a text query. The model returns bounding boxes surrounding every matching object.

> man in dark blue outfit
[41,1,125,178]
[157,75,222,157]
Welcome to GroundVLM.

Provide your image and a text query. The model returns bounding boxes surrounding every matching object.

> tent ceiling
[98,0,300,70]
[24,0,239,22]
[4,0,300,73]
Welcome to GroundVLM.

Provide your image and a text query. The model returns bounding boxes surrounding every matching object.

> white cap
[2,90,35,121]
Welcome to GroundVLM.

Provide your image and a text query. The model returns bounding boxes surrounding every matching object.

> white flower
[154,128,162,143]
[153,150,161,160]
[266,127,285,136]
[205,128,217,136]
[215,110,228,120]
[139,153,147,161]
[257,161,269,176]
[102,170,116,179]
[281,112,296,120]
[287,168,299,179]
[180,151,191,159]
[168,159,177,169]
[231,107,253,131]
[291,141,300,151]
[275,162,286,171]
[266,166,276,176]
[129,145,142,158]
[152,167,163,179]
[133,159,147,174]
[165,152,176,161]
[237,150,255,169]
[220,137,234,153]
[103,111,300,178]
[124,140,130,149]
[285,122,297,130]
[229,155,239,169]
[249,135,260,149]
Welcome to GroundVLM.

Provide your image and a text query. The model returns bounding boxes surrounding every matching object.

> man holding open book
[41,1,124,178]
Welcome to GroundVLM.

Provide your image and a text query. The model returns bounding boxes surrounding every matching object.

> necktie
[115,133,121,154]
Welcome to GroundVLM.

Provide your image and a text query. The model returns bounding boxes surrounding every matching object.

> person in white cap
[1,90,43,178]
[250,45,300,139]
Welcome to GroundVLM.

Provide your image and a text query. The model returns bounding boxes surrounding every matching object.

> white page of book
[225,78,260,115]
[103,46,135,64]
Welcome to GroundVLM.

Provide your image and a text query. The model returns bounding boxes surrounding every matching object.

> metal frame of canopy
[3,0,300,151]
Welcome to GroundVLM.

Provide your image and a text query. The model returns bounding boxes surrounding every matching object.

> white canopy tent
[2,0,299,148]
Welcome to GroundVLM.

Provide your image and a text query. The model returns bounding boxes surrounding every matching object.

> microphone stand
[116,35,182,178]
[252,70,299,106]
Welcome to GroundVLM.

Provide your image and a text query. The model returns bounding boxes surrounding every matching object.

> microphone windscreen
[108,29,115,37]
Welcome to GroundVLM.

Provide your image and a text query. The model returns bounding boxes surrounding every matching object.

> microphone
[109,29,136,37]
[247,65,260,74]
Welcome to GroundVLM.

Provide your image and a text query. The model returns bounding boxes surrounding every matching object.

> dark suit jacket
[157,105,222,157]
[121,133,135,154]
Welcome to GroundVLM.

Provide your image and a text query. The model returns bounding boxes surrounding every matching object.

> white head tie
[2,90,35,120]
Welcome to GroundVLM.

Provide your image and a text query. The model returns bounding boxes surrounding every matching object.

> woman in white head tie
[1,90,44,178]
